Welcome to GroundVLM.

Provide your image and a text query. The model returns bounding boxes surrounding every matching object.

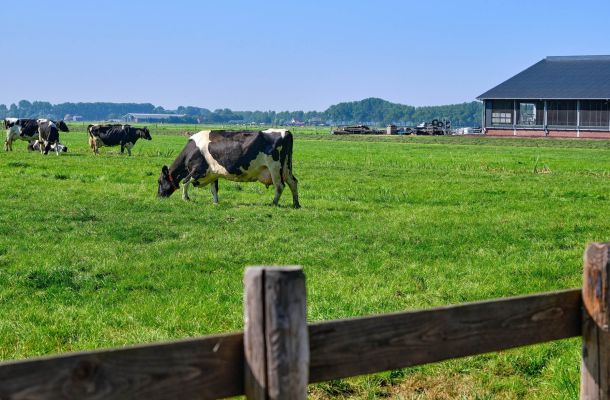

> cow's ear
[162,165,169,176]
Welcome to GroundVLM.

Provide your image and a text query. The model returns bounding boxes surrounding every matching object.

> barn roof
[477,56,610,100]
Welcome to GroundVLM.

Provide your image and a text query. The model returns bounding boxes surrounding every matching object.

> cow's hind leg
[5,131,14,151]
[88,136,96,154]
[270,168,284,206]
[283,170,300,209]
[210,180,219,204]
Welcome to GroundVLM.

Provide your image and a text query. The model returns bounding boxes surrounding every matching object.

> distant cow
[4,118,68,151]
[88,124,151,155]
[157,129,300,208]
[28,139,67,153]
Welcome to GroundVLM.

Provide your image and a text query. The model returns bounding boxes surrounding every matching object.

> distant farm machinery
[332,119,451,136]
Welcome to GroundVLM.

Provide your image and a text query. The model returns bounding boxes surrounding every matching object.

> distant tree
[8,103,18,116]
[0,98,483,126]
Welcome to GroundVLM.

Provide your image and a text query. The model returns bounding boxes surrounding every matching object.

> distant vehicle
[332,125,384,135]
[411,119,450,135]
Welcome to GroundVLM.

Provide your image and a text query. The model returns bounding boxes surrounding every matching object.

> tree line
[0,98,482,127]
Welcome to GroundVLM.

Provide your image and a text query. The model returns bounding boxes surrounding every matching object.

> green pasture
[1,124,610,398]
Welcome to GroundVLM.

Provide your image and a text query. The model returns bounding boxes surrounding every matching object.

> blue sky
[2,0,609,111]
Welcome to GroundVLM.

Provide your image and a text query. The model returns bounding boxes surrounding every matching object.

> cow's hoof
[293,203,301,209]
[182,196,191,202]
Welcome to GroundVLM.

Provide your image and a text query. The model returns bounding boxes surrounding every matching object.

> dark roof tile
[477,56,610,100]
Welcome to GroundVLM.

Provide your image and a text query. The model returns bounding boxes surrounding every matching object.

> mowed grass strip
[1,125,609,398]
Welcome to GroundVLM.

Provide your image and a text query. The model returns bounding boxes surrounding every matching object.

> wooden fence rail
[0,242,608,399]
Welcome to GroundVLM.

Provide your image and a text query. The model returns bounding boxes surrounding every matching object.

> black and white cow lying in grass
[88,124,151,155]
[157,129,300,208]
[27,140,68,153]
[4,118,69,151]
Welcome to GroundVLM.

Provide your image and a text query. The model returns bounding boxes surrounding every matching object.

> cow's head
[4,118,17,129]
[158,165,178,198]
[139,127,152,140]
[56,121,69,132]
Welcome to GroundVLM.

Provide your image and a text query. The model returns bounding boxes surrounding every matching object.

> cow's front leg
[182,177,192,201]
[120,143,125,154]
[210,180,219,204]
[125,142,133,156]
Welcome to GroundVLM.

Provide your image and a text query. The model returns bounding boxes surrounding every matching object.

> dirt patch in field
[309,372,493,400]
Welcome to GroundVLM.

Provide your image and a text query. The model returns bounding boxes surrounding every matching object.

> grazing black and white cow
[28,139,67,153]
[37,119,68,155]
[4,118,68,151]
[88,124,151,155]
[157,129,300,208]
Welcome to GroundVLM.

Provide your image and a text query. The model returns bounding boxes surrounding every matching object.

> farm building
[478,56,610,138]
[123,113,187,123]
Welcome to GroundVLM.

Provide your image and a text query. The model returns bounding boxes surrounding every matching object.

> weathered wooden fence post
[244,266,309,400]
[581,242,610,399]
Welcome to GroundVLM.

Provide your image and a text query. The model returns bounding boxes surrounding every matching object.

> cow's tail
[281,131,295,184]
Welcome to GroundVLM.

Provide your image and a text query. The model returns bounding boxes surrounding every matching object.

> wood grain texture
[264,267,309,400]
[244,268,267,400]
[308,289,581,382]
[581,243,610,399]
[581,311,605,399]
[0,333,244,400]
[582,242,610,331]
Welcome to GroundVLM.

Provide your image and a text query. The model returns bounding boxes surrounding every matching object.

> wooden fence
[1,242,609,399]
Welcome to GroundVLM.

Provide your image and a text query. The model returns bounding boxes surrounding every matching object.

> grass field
[2,124,610,398]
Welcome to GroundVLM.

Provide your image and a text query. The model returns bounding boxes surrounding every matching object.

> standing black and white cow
[88,124,151,155]
[37,119,69,155]
[4,118,68,151]
[157,129,300,208]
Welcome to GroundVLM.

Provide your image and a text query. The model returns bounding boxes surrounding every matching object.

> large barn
[478,56,610,138]
[123,113,187,123]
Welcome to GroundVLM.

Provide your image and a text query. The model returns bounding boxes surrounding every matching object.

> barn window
[517,101,544,126]
[492,113,512,124]
[580,100,610,128]
[547,100,577,127]
[489,100,513,126]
